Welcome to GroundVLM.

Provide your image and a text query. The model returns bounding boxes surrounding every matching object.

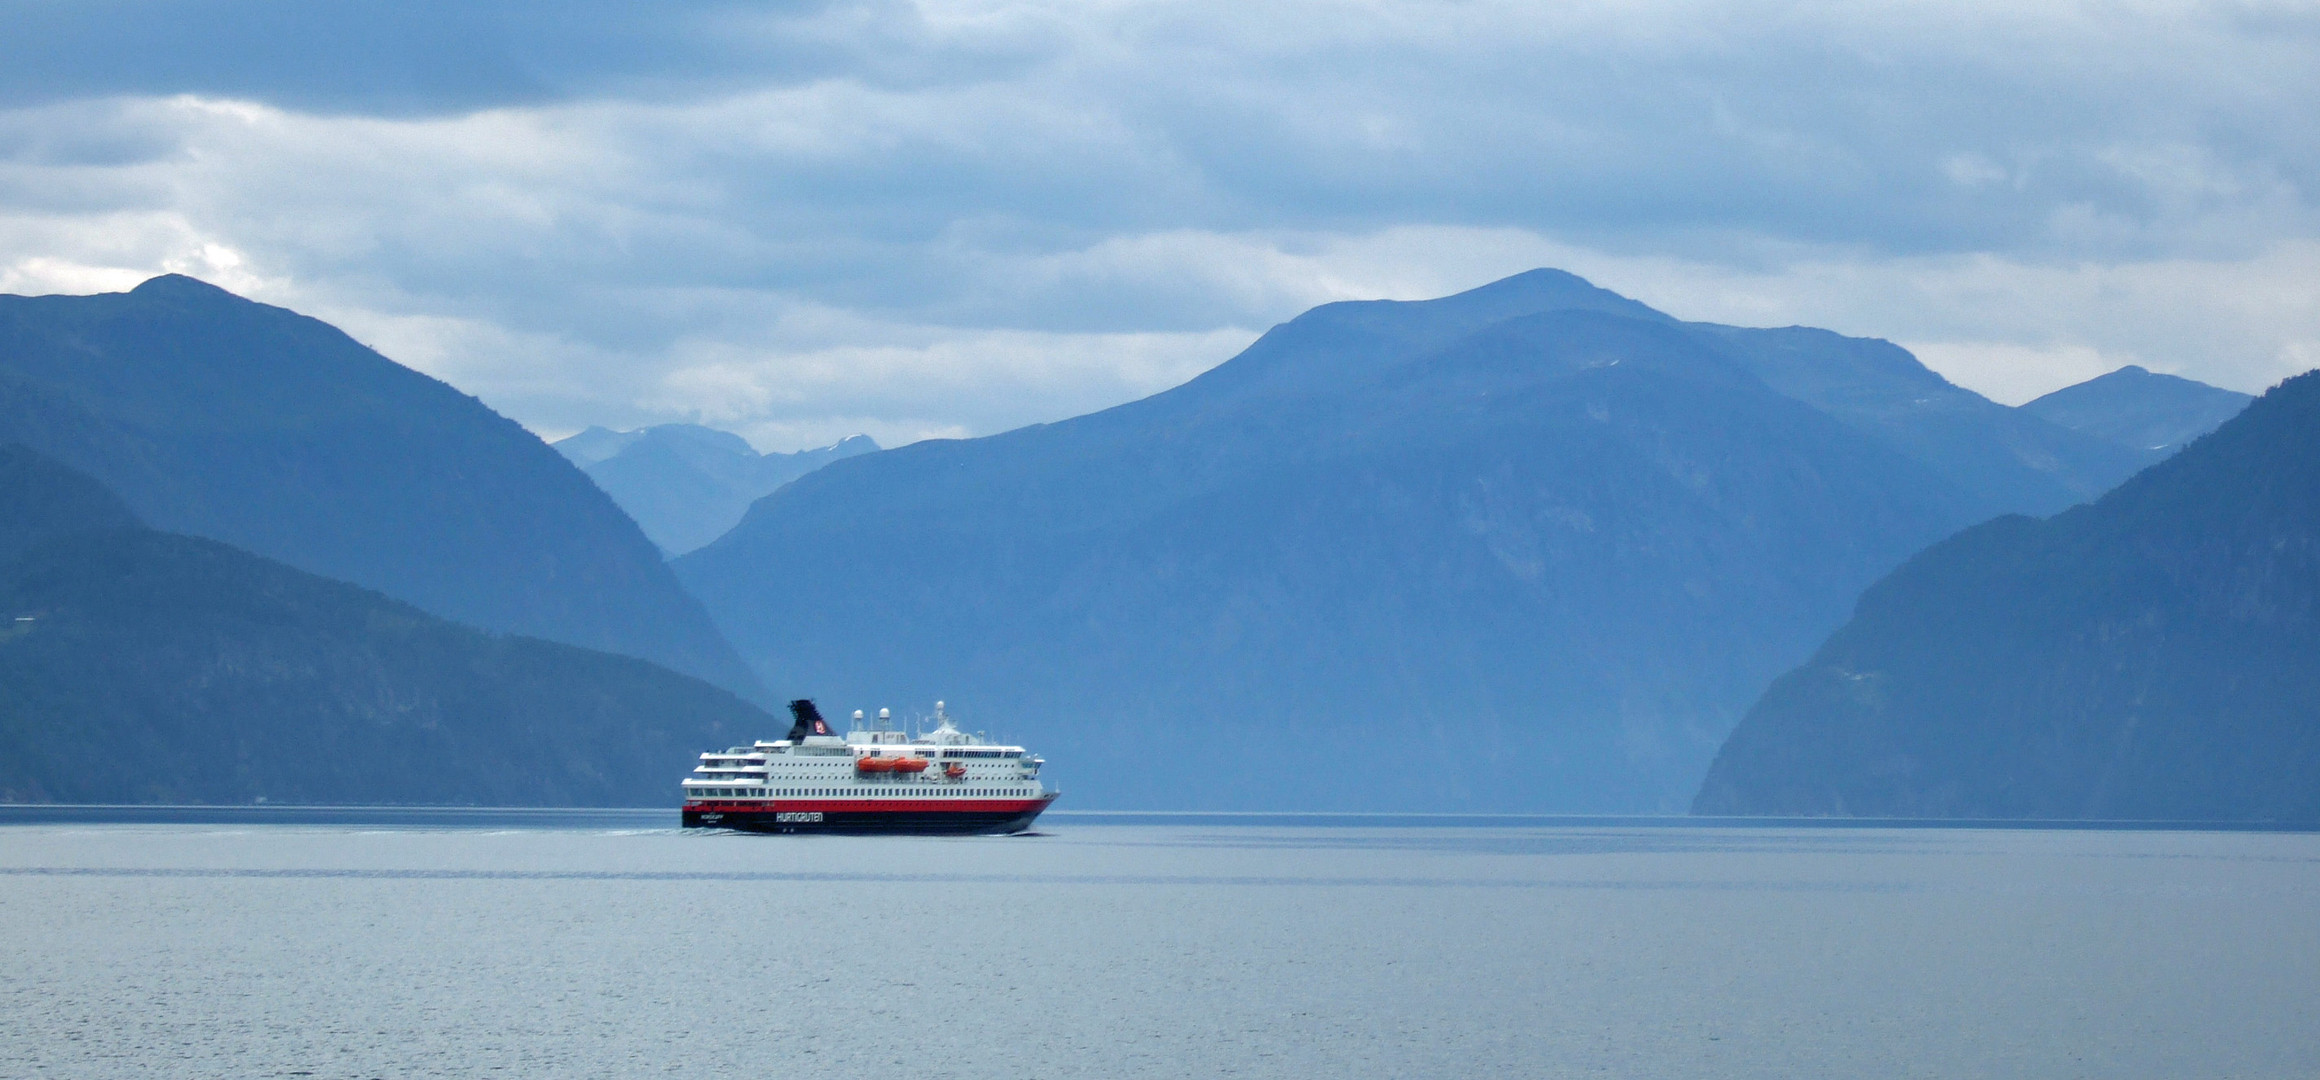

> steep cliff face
[0,275,761,700]
[678,270,2132,810]
[1695,371,2320,821]
[0,444,772,806]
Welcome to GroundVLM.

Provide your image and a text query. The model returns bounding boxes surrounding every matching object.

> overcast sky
[2,0,2315,450]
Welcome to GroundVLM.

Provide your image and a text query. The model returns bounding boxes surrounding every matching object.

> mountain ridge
[1692,369,2320,820]
[0,275,763,700]
[0,442,773,806]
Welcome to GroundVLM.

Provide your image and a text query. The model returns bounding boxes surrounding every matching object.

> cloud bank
[1,0,2314,444]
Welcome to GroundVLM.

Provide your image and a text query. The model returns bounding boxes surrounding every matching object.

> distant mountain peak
[1179,268,1677,404]
[1435,268,1673,322]
[127,273,237,300]
[641,423,757,457]
[553,425,647,467]
[1291,267,1673,332]
[2022,364,2252,455]
[553,423,880,555]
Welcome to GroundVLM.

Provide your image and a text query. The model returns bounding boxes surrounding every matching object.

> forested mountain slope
[0,444,770,805]
[0,275,761,699]
[1695,371,2320,820]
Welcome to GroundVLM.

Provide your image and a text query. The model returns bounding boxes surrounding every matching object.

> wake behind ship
[681,700,1058,834]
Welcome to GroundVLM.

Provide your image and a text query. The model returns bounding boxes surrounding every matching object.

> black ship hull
[682,794,1056,835]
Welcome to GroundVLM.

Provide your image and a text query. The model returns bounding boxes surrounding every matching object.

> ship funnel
[787,699,833,741]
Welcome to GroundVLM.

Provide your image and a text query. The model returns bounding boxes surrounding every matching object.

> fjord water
[3,818,2315,1079]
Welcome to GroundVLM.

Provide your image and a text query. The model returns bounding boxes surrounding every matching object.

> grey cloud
[0,2,554,113]
[14,2,2313,263]
[0,1,781,114]
[0,1,2314,443]
[0,1,1043,114]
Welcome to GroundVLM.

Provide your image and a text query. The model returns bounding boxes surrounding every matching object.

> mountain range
[1693,370,2318,821]
[0,443,772,805]
[555,424,877,555]
[0,275,761,700]
[0,270,2266,811]
[675,269,2217,810]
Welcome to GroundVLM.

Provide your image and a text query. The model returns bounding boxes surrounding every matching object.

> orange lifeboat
[855,755,897,773]
[890,756,929,774]
[944,763,967,779]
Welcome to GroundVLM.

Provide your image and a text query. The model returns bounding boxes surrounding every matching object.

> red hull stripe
[683,799,1051,813]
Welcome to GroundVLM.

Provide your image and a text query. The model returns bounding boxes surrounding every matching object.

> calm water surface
[2,814,2315,1079]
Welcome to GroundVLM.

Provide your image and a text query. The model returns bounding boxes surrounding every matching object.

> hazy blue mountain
[0,440,139,562]
[0,275,762,700]
[553,424,650,465]
[2022,364,2252,455]
[0,444,773,805]
[1694,371,2320,821]
[1695,327,2155,517]
[676,269,2134,811]
[555,424,877,555]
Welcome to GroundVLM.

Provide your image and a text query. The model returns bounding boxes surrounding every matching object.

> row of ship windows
[693,788,1022,799]
[704,772,1000,778]
[712,750,1022,761]
[705,749,1021,762]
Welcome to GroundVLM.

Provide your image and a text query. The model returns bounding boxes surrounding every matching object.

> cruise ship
[680,700,1058,834]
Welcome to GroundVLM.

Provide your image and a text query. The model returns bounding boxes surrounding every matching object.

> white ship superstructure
[681,700,1057,834]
